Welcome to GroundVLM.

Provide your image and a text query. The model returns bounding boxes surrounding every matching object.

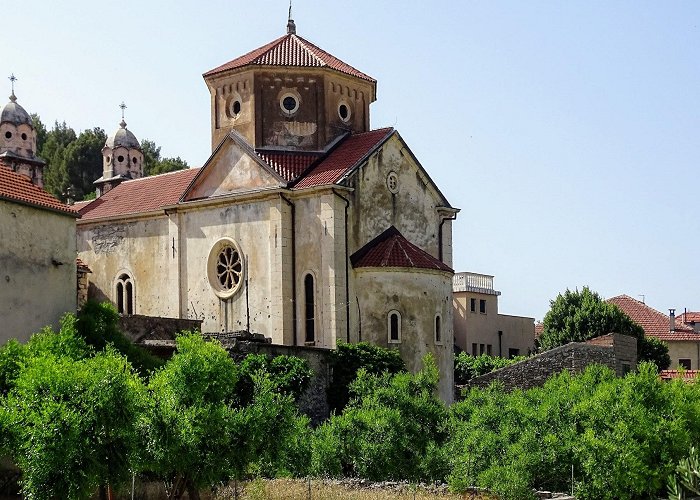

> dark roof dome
[1,93,32,127]
[105,119,141,149]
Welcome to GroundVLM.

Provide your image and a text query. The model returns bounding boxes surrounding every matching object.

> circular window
[338,103,351,122]
[4,131,11,139]
[21,133,27,141]
[207,238,244,299]
[387,172,399,193]
[117,155,125,163]
[279,92,300,115]
[232,100,241,115]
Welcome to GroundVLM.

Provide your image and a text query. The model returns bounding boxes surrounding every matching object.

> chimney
[670,309,676,332]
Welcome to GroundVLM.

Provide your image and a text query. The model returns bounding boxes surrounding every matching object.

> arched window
[304,274,315,343]
[388,310,401,343]
[435,315,442,344]
[116,273,134,315]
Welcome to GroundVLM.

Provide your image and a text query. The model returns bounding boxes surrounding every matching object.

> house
[76,17,459,401]
[452,272,535,358]
[608,295,699,370]
[0,88,79,341]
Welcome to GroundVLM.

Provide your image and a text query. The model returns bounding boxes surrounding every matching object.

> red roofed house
[0,88,79,341]
[76,17,459,401]
[608,295,700,370]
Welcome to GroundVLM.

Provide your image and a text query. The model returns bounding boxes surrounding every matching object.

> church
[75,17,459,400]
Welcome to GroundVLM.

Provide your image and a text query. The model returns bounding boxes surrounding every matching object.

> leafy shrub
[237,353,313,405]
[4,348,145,499]
[668,446,700,500]
[639,335,671,371]
[312,355,448,482]
[446,363,700,500]
[327,342,405,414]
[454,353,527,384]
[77,300,164,376]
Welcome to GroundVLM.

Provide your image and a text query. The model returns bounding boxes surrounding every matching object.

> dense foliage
[454,352,527,384]
[76,300,164,375]
[327,342,405,413]
[447,363,700,499]
[1,310,696,499]
[312,355,448,482]
[538,286,670,369]
[30,115,188,202]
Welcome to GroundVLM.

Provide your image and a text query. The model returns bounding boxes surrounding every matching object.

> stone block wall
[118,314,202,343]
[461,334,637,394]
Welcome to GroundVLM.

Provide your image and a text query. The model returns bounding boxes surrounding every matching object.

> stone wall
[461,334,637,394]
[118,314,202,343]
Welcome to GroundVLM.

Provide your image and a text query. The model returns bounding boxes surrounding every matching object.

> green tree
[62,127,106,200]
[312,355,448,482]
[30,113,48,154]
[454,352,527,385]
[1,316,144,499]
[327,342,406,414]
[40,121,77,198]
[141,138,189,176]
[538,287,668,367]
[140,333,305,498]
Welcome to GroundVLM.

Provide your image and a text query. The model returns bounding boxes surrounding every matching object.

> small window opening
[388,310,401,343]
[21,132,27,141]
[435,315,442,343]
[283,96,297,111]
[480,299,487,314]
[233,100,241,115]
[508,348,520,359]
[486,344,492,356]
[472,343,478,356]
[117,155,124,163]
[4,131,11,139]
[679,358,692,370]
[132,157,137,164]
[304,274,315,343]
[470,298,476,312]
[116,273,134,315]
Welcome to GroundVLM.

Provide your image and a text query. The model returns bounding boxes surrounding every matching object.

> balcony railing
[453,272,500,295]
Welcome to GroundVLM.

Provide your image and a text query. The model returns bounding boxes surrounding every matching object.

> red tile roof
[534,322,544,338]
[660,370,699,382]
[256,151,321,182]
[350,226,453,273]
[79,168,201,221]
[607,295,697,341]
[0,166,77,216]
[203,33,376,83]
[679,312,700,325]
[294,128,394,189]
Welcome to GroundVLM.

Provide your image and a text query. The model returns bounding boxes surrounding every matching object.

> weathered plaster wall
[354,268,454,403]
[77,216,178,318]
[179,197,285,340]
[347,135,445,257]
[666,341,700,369]
[0,201,76,342]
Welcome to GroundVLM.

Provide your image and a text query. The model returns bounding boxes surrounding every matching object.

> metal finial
[119,101,127,127]
[287,0,296,34]
[8,74,17,102]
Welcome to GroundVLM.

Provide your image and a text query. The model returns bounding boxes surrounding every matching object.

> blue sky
[5,1,699,321]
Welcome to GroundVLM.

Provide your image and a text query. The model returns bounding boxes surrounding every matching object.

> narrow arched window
[388,310,401,343]
[304,274,315,343]
[435,315,442,344]
[116,273,134,315]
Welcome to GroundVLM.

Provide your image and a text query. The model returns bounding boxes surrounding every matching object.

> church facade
[76,19,459,401]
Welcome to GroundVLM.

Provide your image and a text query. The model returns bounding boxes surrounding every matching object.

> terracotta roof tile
[79,168,201,221]
[294,128,393,189]
[204,33,376,83]
[607,294,697,341]
[350,226,452,273]
[256,151,321,182]
[660,370,700,381]
[0,166,77,216]
[679,312,700,325]
[535,322,544,338]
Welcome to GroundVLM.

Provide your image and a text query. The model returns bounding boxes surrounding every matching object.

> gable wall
[1,201,76,343]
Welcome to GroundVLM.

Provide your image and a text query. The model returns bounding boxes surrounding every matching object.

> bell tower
[95,102,144,197]
[0,74,46,187]
[203,17,377,152]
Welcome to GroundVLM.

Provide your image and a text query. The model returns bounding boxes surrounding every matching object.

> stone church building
[76,19,459,400]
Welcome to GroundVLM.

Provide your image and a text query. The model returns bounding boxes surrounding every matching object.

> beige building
[76,18,459,401]
[608,295,700,370]
[0,88,79,342]
[453,272,535,358]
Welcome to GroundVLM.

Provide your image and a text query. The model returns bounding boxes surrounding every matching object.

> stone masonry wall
[462,342,620,394]
[118,314,202,343]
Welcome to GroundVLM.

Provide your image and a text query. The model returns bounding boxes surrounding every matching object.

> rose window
[216,245,242,290]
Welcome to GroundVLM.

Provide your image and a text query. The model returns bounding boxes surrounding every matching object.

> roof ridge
[291,35,327,67]
[122,167,200,183]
